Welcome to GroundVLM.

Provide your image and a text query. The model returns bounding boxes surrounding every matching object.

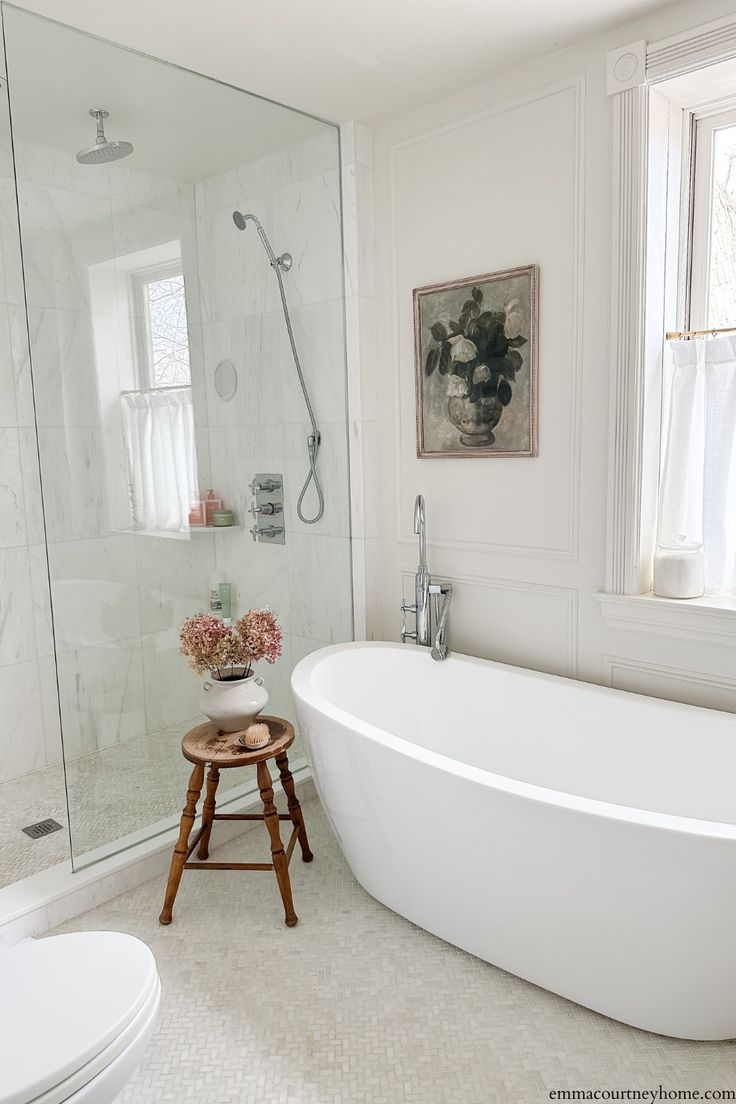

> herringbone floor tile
[51,798,736,1103]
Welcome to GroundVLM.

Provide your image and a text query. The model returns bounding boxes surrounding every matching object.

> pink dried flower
[179,608,282,678]
[235,608,282,665]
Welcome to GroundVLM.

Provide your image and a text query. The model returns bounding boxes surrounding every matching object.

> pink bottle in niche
[205,489,222,526]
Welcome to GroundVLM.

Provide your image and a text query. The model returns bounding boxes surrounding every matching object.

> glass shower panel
[2,4,352,870]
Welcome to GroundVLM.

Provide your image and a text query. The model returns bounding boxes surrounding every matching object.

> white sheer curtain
[121,386,197,532]
[658,336,736,595]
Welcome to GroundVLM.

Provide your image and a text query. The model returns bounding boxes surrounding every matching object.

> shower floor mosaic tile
[49,797,736,1104]
[0,718,257,888]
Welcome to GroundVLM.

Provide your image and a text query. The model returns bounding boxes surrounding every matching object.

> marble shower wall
[193,125,353,727]
[0,95,217,784]
[0,86,60,785]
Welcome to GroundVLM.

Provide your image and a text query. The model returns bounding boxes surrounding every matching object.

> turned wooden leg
[159,762,205,925]
[275,751,313,862]
[257,759,298,927]
[197,765,220,860]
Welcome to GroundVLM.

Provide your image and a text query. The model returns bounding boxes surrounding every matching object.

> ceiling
[2,5,328,182]
[7,0,680,128]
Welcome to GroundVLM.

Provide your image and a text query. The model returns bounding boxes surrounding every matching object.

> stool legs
[275,751,313,862]
[159,762,204,925]
[257,759,298,927]
[197,765,220,860]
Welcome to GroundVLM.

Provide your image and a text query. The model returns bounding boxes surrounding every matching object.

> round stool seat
[182,715,294,767]
[0,932,160,1104]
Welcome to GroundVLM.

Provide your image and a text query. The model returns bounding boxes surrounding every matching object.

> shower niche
[0,3,352,885]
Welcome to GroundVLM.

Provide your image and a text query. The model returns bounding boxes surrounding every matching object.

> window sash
[129,260,191,390]
[688,105,736,330]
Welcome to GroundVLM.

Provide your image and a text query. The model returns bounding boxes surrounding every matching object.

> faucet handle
[400,600,417,643]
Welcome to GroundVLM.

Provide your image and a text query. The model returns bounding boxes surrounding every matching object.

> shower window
[132,263,192,388]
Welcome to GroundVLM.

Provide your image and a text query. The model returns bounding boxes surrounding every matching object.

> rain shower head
[76,109,133,165]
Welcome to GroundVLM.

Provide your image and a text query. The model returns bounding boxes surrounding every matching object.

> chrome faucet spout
[414,494,427,572]
[401,496,452,659]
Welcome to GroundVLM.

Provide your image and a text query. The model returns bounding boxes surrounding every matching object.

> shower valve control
[249,473,285,545]
[249,477,282,495]
[249,501,282,517]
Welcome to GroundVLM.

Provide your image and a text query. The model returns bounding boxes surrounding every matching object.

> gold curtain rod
[666,325,736,340]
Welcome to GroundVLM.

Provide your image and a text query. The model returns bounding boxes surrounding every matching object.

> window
[689,109,736,330]
[654,99,736,599]
[132,262,191,388]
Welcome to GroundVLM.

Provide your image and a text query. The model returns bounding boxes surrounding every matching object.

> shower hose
[273,263,325,524]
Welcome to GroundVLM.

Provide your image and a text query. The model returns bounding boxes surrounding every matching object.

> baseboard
[0,764,315,948]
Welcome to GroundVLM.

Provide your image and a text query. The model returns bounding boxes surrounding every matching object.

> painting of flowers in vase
[413,264,538,458]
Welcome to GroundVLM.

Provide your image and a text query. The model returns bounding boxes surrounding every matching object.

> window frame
[602,19,736,638]
[129,259,192,391]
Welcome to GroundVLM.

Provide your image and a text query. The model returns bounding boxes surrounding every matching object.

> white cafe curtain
[658,335,736,595]
[121,386,197,532]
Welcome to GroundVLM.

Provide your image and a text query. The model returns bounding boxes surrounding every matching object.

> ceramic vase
[198,668,269,732]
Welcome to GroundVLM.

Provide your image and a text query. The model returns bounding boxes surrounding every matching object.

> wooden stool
[159,715,313,928]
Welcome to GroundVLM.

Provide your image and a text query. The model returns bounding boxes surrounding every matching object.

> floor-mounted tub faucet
[401,494,453,660]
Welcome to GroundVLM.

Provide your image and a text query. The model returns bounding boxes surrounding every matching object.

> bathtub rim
[291,640,736,841]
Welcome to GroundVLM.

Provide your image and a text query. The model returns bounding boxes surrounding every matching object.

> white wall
[369,0,736,712]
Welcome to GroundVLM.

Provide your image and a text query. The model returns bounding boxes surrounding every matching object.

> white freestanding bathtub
[291,641,736,1040]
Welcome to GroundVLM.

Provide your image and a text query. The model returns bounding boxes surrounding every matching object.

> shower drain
[22,818,62,839]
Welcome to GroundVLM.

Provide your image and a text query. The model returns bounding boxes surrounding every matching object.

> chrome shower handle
[249,501,282,517]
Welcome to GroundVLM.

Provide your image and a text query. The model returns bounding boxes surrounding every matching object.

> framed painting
[413,264,538,458]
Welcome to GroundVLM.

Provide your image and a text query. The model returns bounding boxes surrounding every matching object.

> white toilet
[0,931,160,1104]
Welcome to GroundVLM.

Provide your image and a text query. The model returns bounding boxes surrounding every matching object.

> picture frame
[413,264,538,459]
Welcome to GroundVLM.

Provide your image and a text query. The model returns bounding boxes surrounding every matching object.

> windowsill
[595,591,736,645]
[114,525,242,541]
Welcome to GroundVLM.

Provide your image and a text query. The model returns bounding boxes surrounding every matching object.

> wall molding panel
[401,570,578,677]
[603,654,736,711]
[390,74,586,564]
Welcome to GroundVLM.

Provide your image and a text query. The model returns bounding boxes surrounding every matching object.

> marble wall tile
[263,297,348,426]
[17,182,114,311]
[221,536,290,630]
[0,428,27,547]
[25,307,103,428]
[28,542,53,658]
[17,428,44,545]
[35,427,107,542]
[287,532,353,643]
[13,139,111,199]
[109,201,195,278]
[282,420,351,539]
[0,545,35,665]
[135,533,213,635]
[271,172,343,308]
[195,156,273,217]
[344,294,377,424]
[0,659,46,782]
[37,653,63,767]
[0,177,26,307]
[107,164,194,217]
[196,196,276,324]
[0,303,16,427]
[46,534,140,651]
[7,303,34,428]
[202,314,264,429]
[270,128,340,190]
[341,161,375,300]
[55,637,146,758]
[141,628,201,731]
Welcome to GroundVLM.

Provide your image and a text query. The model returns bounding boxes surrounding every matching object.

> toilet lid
[0,931,158,1104]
